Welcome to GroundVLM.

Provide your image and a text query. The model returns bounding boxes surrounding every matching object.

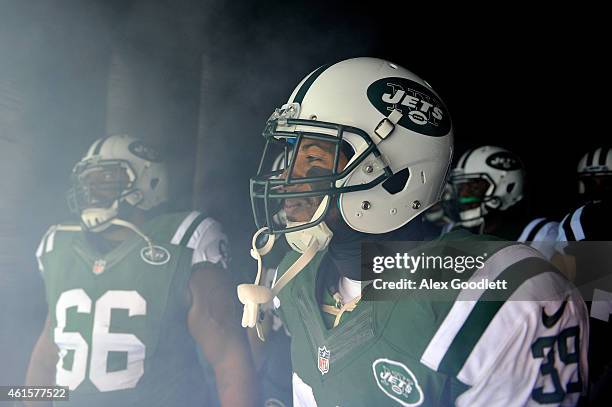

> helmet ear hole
[506,183,515,193]
[382,168,410,195]
[125,190,144,207]
[488,197,502,209]
[151,178,159,189]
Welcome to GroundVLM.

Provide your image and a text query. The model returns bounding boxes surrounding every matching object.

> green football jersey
[35,211,228,406]
[274,231,589,407]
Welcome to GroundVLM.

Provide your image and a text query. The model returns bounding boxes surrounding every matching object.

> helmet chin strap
[237,198,333,341]
[458,206,486,233]
[81,203,119,232]
[80,191,143,232]
[109,218,154,254]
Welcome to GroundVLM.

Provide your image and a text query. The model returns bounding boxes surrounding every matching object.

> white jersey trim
[292,372,318,407]
[186,217,215,249]
[557,213,569,242]
[570,205,586,241]
[518,217,547,242]
[35,226,58,273]
[188,218,229,269]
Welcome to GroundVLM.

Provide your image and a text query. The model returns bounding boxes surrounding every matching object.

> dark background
[0,0,605,388]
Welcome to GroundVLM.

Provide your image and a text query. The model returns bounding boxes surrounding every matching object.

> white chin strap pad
[285,196,333,253]
[80,191,144,232]
[458,206,485,228]
[81,203,119,232]
[285,221,333,253]
[237,284,275,331]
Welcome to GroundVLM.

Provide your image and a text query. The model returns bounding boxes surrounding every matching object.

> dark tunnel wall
[0,0,606,386]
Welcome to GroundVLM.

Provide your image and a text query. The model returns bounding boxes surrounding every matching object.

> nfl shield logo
[92,259,106,275]
[318,346,330,375]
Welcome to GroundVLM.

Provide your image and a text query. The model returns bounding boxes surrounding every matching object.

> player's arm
[23,312,57,407]
[455,293,588,406]
[188,263,260,407]
[246,312,271,370]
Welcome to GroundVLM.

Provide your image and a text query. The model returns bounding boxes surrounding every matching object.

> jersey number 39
[54,289,146,392]
[531,326,582,404]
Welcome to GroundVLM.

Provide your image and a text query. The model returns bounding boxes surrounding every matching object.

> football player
[25,135,258,406]
[449,145,526,237]
[238,58,588,406]
[554,147,612,403]
[554,147,612,280]
[449,146,559,259]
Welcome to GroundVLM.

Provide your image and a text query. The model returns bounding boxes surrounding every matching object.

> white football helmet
[450,145,524,227]
[577,147,612,201]
[67,134,168,231]
[250,57,453,251]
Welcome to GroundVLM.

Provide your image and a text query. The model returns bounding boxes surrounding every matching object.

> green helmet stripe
[293,63,332,104]
[93,137,106,155]
[458,148,475,169]
[86,138,103,157]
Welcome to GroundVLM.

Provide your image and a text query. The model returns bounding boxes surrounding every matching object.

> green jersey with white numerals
[36,211,227,407]
[275,230,588,407]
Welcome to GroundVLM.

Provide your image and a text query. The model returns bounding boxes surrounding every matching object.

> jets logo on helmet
[367,77,450,137]
[486,151,521,171]
[128,140,163,162]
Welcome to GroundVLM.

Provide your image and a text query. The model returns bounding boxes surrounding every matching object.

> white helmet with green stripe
[577,147,612,201]
[450,145,525,228]
[250,57,454,249]
[67,134,168,231]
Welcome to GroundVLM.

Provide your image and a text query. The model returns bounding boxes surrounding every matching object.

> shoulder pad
[170,211,213,248]
[518,217,548,242]
[168,211,230,267]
